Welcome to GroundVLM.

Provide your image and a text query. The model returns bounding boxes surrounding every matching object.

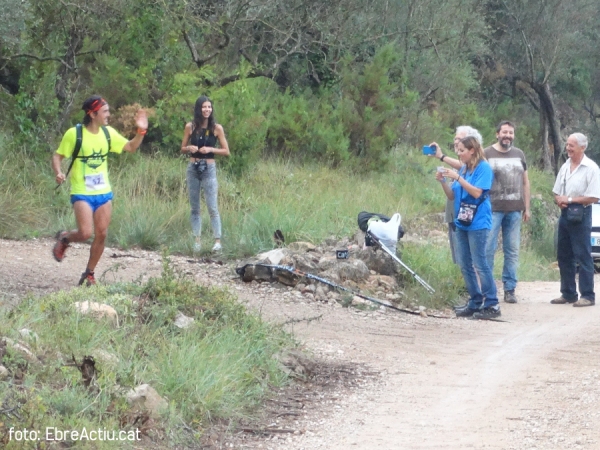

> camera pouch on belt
[561,170,584,224]
[565,203,584,224]
[455,169,487,227]
[457,201,478,226]
[193,159,207,174]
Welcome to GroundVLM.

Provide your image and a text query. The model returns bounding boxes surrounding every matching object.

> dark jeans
[557,205,595,301]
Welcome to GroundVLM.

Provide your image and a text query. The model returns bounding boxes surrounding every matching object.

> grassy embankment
[0,256,292,449]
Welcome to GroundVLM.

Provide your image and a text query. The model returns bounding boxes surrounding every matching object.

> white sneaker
[193,242,201,252]
[212,242,222,252]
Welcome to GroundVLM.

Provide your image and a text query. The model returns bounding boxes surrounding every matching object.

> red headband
[85,98,107,114]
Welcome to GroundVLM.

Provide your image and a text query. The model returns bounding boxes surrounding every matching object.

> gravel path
[1,238,599,449]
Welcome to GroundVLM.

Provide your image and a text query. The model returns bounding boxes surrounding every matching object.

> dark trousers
[557,206,595,301]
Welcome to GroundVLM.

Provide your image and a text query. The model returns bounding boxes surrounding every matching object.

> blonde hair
[460,136,486,172]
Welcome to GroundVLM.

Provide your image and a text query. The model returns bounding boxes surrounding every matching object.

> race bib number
[84,173,107,190]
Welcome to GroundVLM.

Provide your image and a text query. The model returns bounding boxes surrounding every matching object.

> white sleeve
[552,164,567,196]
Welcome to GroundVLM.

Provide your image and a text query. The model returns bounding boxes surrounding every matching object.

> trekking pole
[249,264,421,315]
[367,232,436,294]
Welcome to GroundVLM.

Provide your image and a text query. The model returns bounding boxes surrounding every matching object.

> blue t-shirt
[452,161,494,231]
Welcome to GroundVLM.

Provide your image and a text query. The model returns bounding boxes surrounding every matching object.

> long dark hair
[193,96,216,133]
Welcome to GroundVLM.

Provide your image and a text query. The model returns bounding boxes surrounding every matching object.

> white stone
[174,311,195,329]
[74,301,119,325]
[2,337,37,362]
[287,241,317,252]
[94,349,119,366]
[19,328,39,341]
[352,296,369,305]
[257,248,289,265]
[126,384,168,418]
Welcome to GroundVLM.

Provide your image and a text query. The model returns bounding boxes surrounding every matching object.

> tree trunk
[533,82,563,173]
[514,80,554,172]
[539,112,552,172]
[54,27,83,134]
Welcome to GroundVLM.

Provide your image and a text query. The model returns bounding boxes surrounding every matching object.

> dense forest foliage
[1,0,599,173]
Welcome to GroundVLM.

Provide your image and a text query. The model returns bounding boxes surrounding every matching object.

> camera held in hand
[193,159,207,174]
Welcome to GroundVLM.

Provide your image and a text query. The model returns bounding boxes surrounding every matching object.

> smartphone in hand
[422,145,436,155]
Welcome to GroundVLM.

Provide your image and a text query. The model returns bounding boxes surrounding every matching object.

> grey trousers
[186,162,221,239]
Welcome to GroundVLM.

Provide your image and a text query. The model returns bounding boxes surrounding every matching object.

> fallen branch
[281,315,323,326]
[186,258,224,265]
[110,253,140,258]
[241,427,298,434]
[275,412,301,418]
[0,405,22,419]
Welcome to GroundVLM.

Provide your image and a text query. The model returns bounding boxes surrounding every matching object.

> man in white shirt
[551,133,600,307]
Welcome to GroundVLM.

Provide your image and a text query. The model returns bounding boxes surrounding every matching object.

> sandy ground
[1,238,599,449]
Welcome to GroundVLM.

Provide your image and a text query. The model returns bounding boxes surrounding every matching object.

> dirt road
[1,238,599,449]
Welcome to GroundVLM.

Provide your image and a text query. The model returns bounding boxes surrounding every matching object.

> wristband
[440,155,446,162]
[137,128,147,135]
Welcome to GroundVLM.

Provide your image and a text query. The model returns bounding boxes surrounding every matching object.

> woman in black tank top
[180,96,230,253]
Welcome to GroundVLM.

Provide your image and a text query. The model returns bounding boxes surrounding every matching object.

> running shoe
[52,231,70,262]
[78,270,96,287]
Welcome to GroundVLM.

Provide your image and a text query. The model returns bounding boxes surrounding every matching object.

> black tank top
[189,125,217,159]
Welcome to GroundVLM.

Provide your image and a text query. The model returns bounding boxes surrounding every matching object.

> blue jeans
[456,228,498,309]
[448,223,461,266]
[486,211,521,292]
[186,162,221,239]
[557,206,594,301]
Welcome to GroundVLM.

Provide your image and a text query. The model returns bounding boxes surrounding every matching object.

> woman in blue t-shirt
[435,136,500,320]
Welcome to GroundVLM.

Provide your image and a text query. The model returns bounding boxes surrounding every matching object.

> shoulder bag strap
[101,125,111,151]
[62,123,83,181]
[458,166,488,205]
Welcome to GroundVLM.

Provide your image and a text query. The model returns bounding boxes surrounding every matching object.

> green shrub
[265,88,350,165]
[0,258,293,447]
[337,45,409,171]
[211,76,273,176]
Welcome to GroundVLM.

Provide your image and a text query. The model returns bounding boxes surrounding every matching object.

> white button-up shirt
[552,155,600,202]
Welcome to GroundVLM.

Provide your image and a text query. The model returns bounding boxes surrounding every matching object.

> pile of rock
[237,231,406,305]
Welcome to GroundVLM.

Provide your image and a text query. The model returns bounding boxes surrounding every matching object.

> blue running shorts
[70,192,114,213]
